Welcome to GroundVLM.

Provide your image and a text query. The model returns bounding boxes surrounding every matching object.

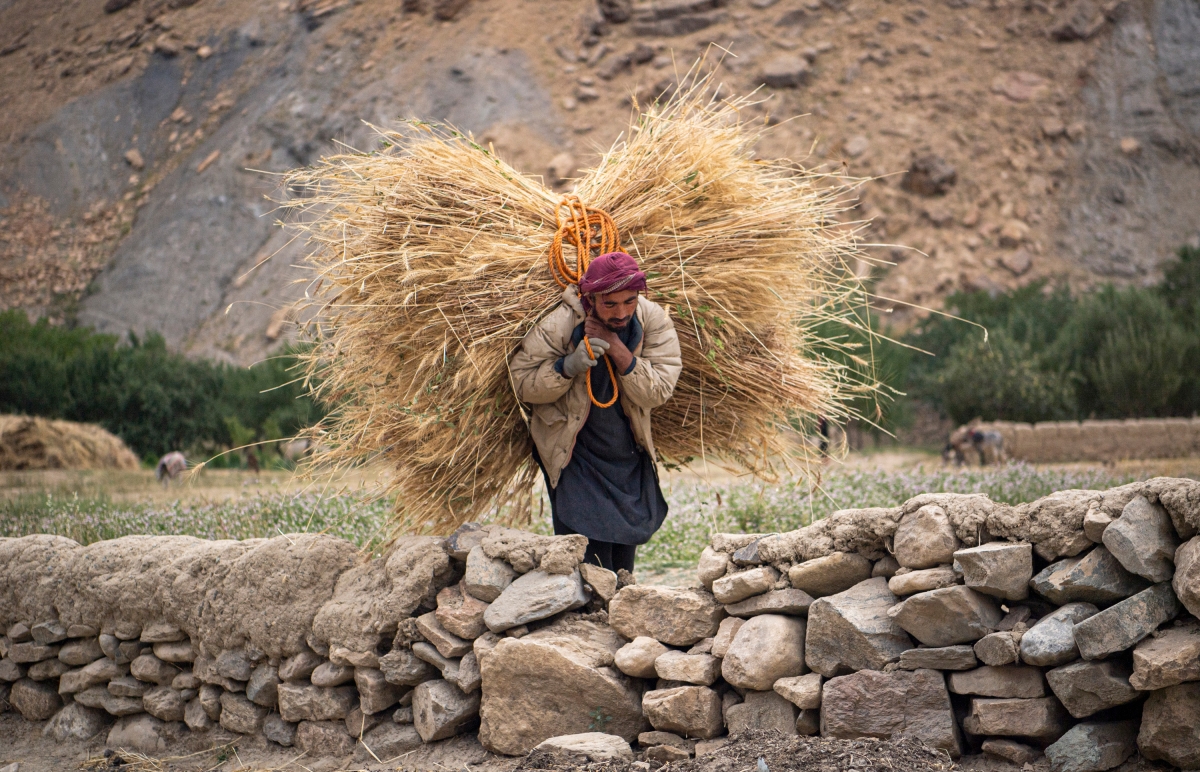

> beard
[602,316,630,331]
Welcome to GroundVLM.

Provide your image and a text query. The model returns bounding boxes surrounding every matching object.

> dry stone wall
[2,477,1200,770]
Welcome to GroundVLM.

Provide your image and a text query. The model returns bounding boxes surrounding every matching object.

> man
[511,252,681,573]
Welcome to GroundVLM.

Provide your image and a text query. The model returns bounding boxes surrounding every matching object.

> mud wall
[978,418,1200,463]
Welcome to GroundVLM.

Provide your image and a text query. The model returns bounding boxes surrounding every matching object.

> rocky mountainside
[0,0,1197,365]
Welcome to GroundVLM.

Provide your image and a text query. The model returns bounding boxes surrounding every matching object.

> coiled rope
[548,195,622,409]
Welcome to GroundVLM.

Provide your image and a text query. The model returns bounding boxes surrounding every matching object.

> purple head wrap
[578,252,647,312]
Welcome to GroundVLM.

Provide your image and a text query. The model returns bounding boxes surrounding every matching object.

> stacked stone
[0,525,612,760]
[1,476,1198,770]
[663,478,1200,772]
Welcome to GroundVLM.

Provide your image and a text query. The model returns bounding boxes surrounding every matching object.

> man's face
[592,289,639,331]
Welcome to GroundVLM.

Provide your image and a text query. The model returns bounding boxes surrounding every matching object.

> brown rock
[1130,621,1200,690]
[218,691,266,733]
[311,661,355,687]
[295,720,354,757]
[614,637,670,678]
[974,632,1022,667]
[1138,681,1200,768]
[463,546,516,602]
[10,678,62,720]
[895,506,960,568]
[724,589,813,618]
[696,547,731,589]
[761,55,810,88]
[787,553,872,597]
[888,566,959,596]
[43,702,111,741]
[890,586,1002,646]
[608,586,725,646]
[413,679,480,742]
[435,582,490,640]
[642,686,723,739]
[1175,536,1200,617]
[378,648,438,686]
[245,665,279,707]
[710,617,744,658]
[721,614,806,691]
[355,667,402,715]
[416,611,473,658]
[982,738,1041,765]
[655,651,720,686]
[726,690,798,735]
[579,564,618,603]
[711,567,779,604]
[58,639,104,667]
[130,653,179,685]
[806,578,913,677]
[948,666,1045,699]
[143,687,186,722]
[773,673,823,709]
[276,683,357,722]
[962,697,1071,741]
[821,669,961,756]
[362,722,422,757]
[279,650,323,683]
[478,619,646,755]
[1045,659,1139,718]
[902,155,957,197]
[898,646,978,671]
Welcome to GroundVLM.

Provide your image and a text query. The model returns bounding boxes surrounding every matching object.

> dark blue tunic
[541,315,669,545]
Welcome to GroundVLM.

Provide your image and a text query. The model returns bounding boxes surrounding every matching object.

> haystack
[0,415,140,471]
[284,68,879,535]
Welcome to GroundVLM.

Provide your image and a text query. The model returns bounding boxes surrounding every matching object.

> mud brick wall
[978,418,1200,463]
[2,476,1200,770]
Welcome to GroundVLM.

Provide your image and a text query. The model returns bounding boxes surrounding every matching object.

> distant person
[946,423,1006,466]
[155,451,187,485]
[245,449,260,475]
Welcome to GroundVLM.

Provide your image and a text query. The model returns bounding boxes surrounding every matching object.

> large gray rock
[962,697,1071,741]
[58,657,126,694]
[463,546,517,602]
[642,686,723,739]
[721,614,806,691]
[131,653,180,685]
[894,505,960,569]
[1131,621,1200,690]
[898,646,978,671]
[43,702,111,741]
[805,578,913,677]
[1074,583,1182,660]
[1176,536,1200,617]
[263,713,296,746]
[1139,682,1200,768]
[820,669,961,757]
[482,570,589,633]
[413,679,480,743]
[278,650,322,682]
[1102,496,1179,582]
[245,664,279,707]
[1045,721,1138,772]
[890,586,1002,646]
[1031,547,1151,606]
[1020,603,1099,666]
[954,542,1032,601]
[787,553,873,597]
[712,566,779,605]
[725,690,798,735]
[478,618,646,755]
[1045,659,1138,718]
[58,638,104,667]
[724,589,813,618]
[608,586,725,646]
[948,666,1045,699]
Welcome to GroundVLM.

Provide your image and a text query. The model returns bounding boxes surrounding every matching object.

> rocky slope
[0,0,1197,364]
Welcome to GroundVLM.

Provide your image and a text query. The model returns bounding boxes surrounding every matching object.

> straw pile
[284,69,876,535]
[0,415,140,471]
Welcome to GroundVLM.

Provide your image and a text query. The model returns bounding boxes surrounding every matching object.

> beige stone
[413,679,480,742]
[295,720,354,757]
[948,666,1045,699]
[806,578,912,677]
[614,637,670,679]
[10,678,62,720]
[787,553,872,597]
[773,673,822,709]
[888,566,958,596]
[482,570,589,633]
[898,646,978,671]
[721,614,806,691]
[276,683,357,722]
[1130,622,1200,690]
[579,564,618,603]
[895,505,960,569]
[820,669,961,756]
[1138,681,1200,769]
[654,651,720,686]
[219,691,267,733]
[477,619,646,755]
[435,582,490,640]
[642,686,723,739]
[463,546,516,602]
[726,690,797,735]
[891,586,1002,647]
[962,697,1071,741]
[710,617,744,658]
[1175,537,1200,618]
[724,589,813,618]
[536,732,633,761]
[982,738,1041,765]
[608,586,725,646]
[711,566,779,604]
[696,547,731,589]
[416,611,473,658]
[954,542,1032,601]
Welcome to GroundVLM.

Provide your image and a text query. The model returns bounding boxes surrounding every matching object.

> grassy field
[5,454,1196,577]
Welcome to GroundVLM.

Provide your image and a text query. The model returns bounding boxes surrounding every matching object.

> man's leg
[611,543,636,574]
[585,541,615,571]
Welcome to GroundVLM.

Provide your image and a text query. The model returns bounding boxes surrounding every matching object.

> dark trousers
[552,510,637,574]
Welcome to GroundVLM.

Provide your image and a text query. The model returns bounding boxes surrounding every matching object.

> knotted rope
[547,195,622,408]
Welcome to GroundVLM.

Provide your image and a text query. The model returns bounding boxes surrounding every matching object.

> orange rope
[548,195,622,408]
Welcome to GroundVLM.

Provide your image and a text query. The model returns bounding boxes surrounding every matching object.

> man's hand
[561,337,610,378]
[585,317,634,374]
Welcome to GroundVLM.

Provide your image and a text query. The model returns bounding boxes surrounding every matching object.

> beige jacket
[510,286,682,488]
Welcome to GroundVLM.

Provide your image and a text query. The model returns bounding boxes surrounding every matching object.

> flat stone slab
[897,646,978,671]
[712,566,779,605]
[954,542,1032,601]
[1046,660,1139,719]
[1073,583,1182,661]
[888,567,959,597]
[787,553,872,597]
[963,697,1071,741]
[608,586,725,647]
[890,586,1002,647]
[536,732,633,761]
[483,570,589,634]
[1130,621,1200,690]
[948,665,1045,699]
[724,588,813,618]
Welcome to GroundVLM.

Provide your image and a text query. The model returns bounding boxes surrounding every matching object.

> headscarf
[578,252,647,312]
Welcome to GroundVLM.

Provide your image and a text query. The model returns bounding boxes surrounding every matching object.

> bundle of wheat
[283,67,878,536]
[0,415,140,471]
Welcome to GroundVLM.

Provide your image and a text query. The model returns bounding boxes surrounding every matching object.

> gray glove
[561,338,610,378]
